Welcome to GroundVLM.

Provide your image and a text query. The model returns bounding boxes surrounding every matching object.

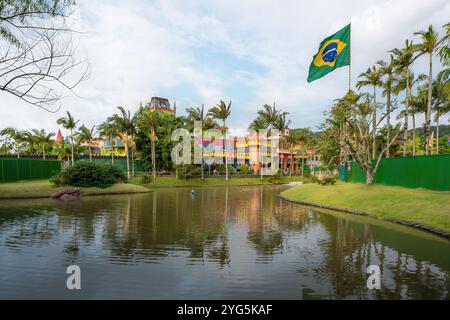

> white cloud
[0,0,448,137]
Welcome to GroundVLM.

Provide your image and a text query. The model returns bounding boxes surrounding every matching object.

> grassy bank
[131,175,305,188]
[0,180,151,199]
[281,182,450,234]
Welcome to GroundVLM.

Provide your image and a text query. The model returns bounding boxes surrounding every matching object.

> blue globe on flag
[322,42,338,62]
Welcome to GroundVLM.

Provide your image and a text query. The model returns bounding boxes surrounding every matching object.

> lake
[0,185,448,299]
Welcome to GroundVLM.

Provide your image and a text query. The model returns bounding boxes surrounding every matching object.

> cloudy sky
[0,0,449,137]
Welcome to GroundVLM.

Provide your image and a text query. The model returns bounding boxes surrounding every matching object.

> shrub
[311,175,337,185]
[217,164,236,174]
[176,164,202,179]
[51,162,127,188]
[240,164,249,175]
[140,174,153,184]
[267,170,283,184]
[49,174,65,186]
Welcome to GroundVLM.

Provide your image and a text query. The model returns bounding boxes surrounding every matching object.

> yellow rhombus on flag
[307,24,351,82]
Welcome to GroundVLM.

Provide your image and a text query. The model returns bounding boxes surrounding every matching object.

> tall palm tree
[391,40,415,156]
[57,111,79,165]
[413,24,445,155]
[208,100,232,181]
[432,70,450,154]
[438,22,450,81]
[108,106,137,179]
[75,125,96,162]
[0,127,29,158]
[137,110,159,180]
[273,113,291,174]
[248,117,267,131]
[186,104,217,179]
[356,65,383,159]
[98,120,119,165]
[377,56,396,158]
[31,129,55,160]
[257,103,287,129]
[286,131,300,178]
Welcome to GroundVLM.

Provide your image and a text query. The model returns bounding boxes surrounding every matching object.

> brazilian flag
[307,24,351,82]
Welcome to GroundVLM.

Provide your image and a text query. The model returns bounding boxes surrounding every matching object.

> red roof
[55,129,63,144]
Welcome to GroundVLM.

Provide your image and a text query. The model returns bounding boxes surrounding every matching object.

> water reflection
[0,186,448,299]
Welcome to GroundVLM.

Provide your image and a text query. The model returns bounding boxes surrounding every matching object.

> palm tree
[273,113,291,174]
[75,125,96,162]
[413,24,445,155]
[208,100,232,181]
[248,117,267,131]
[356,65,383,159]
[410,84,428,155]
[438,22,450,80]
[286,131,300,178]
[57,111,79,165]
[137,110,159,180]
[391,40,416,156]
[98,120,118,165]
[257,103,287,129]
[0,127,29,158]
[31,129,55,160]
[186,104,217,179]
[108,106,137,179]
[377,56,396,158]
[432,71,450,154]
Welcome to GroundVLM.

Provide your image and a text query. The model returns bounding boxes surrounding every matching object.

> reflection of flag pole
[348,22,351,91]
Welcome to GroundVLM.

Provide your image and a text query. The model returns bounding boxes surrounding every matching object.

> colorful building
[145,97,176,115]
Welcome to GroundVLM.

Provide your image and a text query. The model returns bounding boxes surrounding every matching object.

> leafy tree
[0,0,89,110]
[0,127,29,157]
[323,91,400,184]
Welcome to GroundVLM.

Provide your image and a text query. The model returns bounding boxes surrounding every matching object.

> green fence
[0,158,61,183]
[78,158,146,173]
[341,153,450,190]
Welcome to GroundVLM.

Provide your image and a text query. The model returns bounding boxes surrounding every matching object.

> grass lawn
[0,180,151,199]
[130,175,305,188]
[281,182,450,233]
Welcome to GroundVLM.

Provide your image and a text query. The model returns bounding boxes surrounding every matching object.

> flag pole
[348,22,351,92]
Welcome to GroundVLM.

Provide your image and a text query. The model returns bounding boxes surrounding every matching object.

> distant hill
[410,125,450,137]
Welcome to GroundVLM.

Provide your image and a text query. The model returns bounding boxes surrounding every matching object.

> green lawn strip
[0,180,151,199]
[130,175,305,188]
[281,182,450,234]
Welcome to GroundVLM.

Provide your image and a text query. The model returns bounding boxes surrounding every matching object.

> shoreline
[278,193,450,240]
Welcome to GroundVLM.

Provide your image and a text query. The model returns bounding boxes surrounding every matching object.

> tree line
[320,23,449,184]
[0,100,313,181]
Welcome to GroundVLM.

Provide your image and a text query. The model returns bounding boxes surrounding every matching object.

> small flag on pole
[307,24,351,83]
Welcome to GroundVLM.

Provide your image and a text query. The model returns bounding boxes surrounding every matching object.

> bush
[176,164,202,179]
[51,162,127,188]
[240,164,249,175]
[266,170,283,184]
[311,175,337,185]
[140,174,153,184]
[217,164,236,174]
